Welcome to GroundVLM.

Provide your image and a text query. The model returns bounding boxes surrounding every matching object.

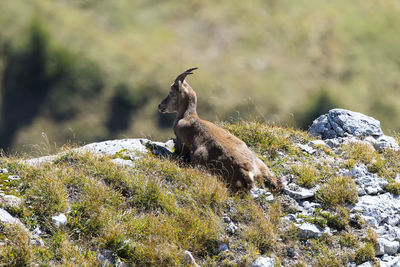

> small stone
[357,188,367,196]
[309,140,328,147]
[8,175,20,180]
[223,216,238,234]
[0,208,17,224]
[296,143,316,154]
[97,250,115,267]
[52,213,67,228]
[287,248,298,258]
[325,138,341,148]
[380,255,400,267]
[1,195,22,208]
[251,256,274,267]
[183,250,200,267]
[250,187,273,201]
[217,243,229,253]
[374,135,400,152]
[280,194,301,213]
[31,239,45,246]
[284,183,314,200]
[351,165,369,178]
[296,222,326,239]
[376,238,400,256]
[0,169,8,174]
[33,226,42,236]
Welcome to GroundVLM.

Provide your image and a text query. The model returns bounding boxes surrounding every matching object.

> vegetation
[2,1,400,152]
[315,176,358,208]
[0,119,399,265]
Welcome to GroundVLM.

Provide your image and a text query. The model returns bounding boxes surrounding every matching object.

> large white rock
[309,109,383,139]
[78,138,148,156]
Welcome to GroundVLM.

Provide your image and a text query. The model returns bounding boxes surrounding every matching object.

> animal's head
[158,67,198,113]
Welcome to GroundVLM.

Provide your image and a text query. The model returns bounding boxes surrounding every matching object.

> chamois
[158,68,283,192]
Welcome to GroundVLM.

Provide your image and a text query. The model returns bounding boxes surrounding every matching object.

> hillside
[1,0,400,152]
[1,110,400,266]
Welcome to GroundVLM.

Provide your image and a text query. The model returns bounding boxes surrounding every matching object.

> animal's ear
[173,67,198,87]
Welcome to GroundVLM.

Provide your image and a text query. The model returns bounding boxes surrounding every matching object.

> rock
[0,169,8,174]
[380,255,400,267]
[8,175,21,180]
[1,195,23,208]
[143,139,175,157]
[280,195,301,213]
[287,247,298,258]
[78,138,149,157]
[373,135,400,152]
[217,243,229,253]
[31,238,45,246]
[97,250,114,266]
[283,183,314,200]
[296,222,326,239]
[25,155,57,167]
[376,238,400,256]
[250,187,274,201]
[309,140,328,148]
[223,215,238,234]
[309,109,383,139]
[296,143,316,154]
[52,213,67,228]
[183,250,200,267]
[355,262,373,267]
[97,250,129,267]
[350,164,388,196]
[300,201,321,216]
[352,193,400,230]
[250,256,274,267]
[0,208,18,224]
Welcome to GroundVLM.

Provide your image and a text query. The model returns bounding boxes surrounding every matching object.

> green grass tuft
[315,176,358,208]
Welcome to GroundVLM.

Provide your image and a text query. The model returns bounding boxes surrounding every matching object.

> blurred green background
[1,0,400,153]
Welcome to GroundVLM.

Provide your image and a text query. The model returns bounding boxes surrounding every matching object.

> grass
[0,144,284,266]
[291,164,320,188]
[315,176,358,209]
[0,223,32,267]
[220,121,309,159]
[354,243,375,265]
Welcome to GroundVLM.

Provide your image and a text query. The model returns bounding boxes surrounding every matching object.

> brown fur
[158,68,283,192]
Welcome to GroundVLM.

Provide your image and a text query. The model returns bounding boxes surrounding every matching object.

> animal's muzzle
[158,104,166,113]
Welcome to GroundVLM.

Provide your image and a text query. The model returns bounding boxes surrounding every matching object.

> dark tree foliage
[0,19,104,151]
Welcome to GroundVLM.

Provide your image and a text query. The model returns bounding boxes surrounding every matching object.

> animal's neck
[175,97,197,122]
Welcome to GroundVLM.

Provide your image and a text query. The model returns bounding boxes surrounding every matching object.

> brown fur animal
[158,68,283,192]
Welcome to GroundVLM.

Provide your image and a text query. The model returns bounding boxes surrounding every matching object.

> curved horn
[174,67,198,85]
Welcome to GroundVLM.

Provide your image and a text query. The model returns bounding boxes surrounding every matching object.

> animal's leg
[174,137,190,159]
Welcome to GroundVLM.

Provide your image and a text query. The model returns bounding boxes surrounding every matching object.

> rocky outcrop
[309,108,399,151]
